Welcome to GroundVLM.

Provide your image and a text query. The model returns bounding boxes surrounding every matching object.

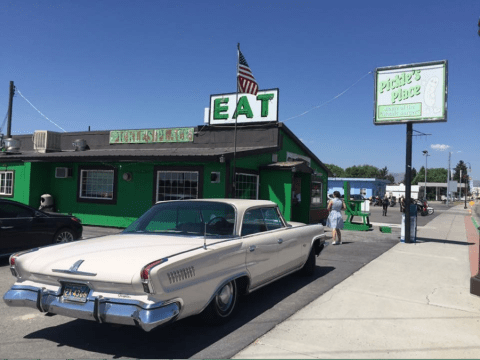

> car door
[262,207,304,271]
[242,208,279,289]
[0,202,36,254]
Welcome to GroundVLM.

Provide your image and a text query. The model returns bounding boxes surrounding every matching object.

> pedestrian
[326,191,346,245]
[382,196,389,216]
[400,196,405,213]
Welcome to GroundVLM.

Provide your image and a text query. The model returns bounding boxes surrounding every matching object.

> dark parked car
[350,194,365,201]
[0,199,82,257]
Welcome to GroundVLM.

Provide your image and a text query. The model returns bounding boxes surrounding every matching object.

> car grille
[167,266,195,284]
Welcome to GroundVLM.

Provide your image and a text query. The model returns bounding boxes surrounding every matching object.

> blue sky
[1,0,479,180]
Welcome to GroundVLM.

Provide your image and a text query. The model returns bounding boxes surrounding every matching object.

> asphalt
[233,202,480,359]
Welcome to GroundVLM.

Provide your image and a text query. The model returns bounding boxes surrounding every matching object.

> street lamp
[464,162,472,209]
[422,150,430,200]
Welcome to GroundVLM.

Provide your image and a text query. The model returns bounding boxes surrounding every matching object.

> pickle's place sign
[374,60,447,125]
[209,88,279,125]
[110,128,194,144]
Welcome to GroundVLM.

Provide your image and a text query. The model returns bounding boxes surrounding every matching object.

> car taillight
[140,259,166,280]
[9,255,18,277]
[140,258,168,294]
[9,248,40,278]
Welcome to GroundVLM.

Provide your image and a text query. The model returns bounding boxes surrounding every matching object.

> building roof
[328,177,391,183]
[1,123,331,175]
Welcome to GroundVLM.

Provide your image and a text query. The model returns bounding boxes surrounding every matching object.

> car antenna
[203,222,207,250]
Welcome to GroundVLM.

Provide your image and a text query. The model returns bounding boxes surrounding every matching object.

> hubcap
[216,283,234,312]
[57,232,74,243]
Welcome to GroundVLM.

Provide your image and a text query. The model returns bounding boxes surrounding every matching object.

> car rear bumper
[3,285,180,332]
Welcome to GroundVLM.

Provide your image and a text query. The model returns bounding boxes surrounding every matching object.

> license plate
[62,283,89,303]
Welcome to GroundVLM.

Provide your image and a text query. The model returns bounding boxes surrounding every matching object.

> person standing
[327,191,346,245]
[382,196,389,216]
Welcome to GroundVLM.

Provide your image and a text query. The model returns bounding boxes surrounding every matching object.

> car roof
[155,198,277,209]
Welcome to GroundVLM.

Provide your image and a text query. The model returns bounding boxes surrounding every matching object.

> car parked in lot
[350,194,365,201]
[4,199,325,332]
[0,199,83,257]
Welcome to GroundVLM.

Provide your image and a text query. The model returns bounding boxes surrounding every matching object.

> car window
[0,203,34,219]
[123,201,235,236]
[261,208,284,230]
[242,208,267,236]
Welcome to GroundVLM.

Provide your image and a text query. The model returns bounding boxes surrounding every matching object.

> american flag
[237,49,258,95]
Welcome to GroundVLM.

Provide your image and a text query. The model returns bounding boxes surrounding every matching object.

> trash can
[39,194,55,212]
[401,204,417,243]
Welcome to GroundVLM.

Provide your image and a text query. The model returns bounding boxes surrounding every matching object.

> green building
[0,122,331,228]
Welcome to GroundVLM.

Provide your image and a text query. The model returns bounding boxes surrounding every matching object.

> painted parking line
[370,222,436,230]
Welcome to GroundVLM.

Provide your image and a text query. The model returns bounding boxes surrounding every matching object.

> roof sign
[110,128,194,144]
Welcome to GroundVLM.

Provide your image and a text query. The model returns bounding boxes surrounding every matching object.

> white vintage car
[4,199,326,332]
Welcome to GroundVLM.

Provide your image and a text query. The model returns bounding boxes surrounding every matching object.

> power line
[282,70,373,122]
[0,112,7,133]
[15,88,67,132]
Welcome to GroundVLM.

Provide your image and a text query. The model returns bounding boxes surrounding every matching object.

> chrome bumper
[3,285,180,332]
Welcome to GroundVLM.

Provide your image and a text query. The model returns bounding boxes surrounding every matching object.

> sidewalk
[233,204,480,359]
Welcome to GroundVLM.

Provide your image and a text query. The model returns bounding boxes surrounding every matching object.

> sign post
[374,60,448,243]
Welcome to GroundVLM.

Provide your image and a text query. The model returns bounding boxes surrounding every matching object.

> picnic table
[343,182,372,231]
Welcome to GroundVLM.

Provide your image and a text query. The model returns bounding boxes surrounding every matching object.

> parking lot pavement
[81,226,123,239]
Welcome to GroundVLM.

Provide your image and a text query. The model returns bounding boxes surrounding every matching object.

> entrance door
[291,173,311,224]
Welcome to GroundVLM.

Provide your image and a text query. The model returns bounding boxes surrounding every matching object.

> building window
[78,167,117,204]
[0,171,14,196]
[156,171,199,202]
[235,173,259,199]
[311,180,323,205]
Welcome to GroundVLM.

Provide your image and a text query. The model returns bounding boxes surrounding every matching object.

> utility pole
[422,150,429,200]
[460,169,462,201]
[404,123,413,243]
[6,81,14,138]
[447,152,451,206]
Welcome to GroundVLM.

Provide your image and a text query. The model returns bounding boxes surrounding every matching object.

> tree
[324,163,345,177]
[345,165,380,178]
[412,167,448,185]
[453,160,470,194]
[402,168,417,184]
[343,165,394,183]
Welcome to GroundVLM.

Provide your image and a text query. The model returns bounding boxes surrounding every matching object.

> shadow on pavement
[23,265,335,359]
[415,237,474,246]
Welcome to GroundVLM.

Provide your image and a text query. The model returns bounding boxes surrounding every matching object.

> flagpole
[232,43,240,198]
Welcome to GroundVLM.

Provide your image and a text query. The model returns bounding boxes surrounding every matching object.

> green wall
[260,169,292,220]
[0,162,32,204]
[2,161,228,228]
[278,129,329,207]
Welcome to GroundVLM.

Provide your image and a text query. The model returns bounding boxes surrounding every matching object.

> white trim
[0,171,14,195]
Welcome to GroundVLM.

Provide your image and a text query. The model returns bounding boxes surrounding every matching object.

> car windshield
[123,201,236,237]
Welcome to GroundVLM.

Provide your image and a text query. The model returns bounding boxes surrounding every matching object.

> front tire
[201,280,237,324]
[53,228,75,243]
[300,247,316,276]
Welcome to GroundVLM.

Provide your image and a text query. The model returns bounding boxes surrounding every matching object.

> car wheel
[53,228,75,243]
[201,280,237,324]
[300,247,316,276]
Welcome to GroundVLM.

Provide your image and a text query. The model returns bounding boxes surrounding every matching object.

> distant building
[386,184,420,200]
[328,178,391,198]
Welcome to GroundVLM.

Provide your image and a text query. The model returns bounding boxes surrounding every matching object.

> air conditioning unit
[34,131,62,153]
[55,167,72,178]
